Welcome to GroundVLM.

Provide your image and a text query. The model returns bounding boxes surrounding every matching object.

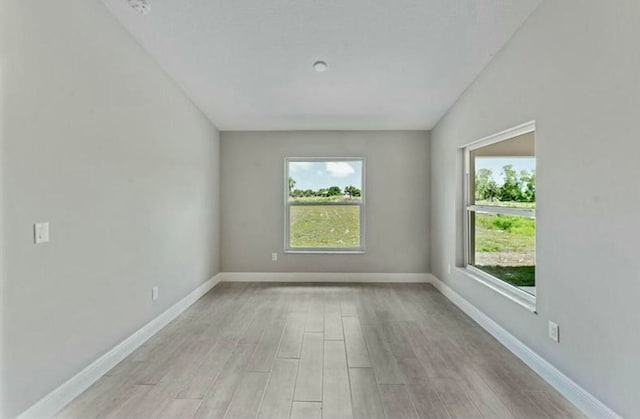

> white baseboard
[429,275,621,419]
[18,272,618,419]
[219,272,432,283]
[17,273,224,419]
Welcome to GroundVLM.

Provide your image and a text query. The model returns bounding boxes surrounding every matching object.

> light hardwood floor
[57,283,584,419]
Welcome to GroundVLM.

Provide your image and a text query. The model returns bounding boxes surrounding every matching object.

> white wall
[0,1,221,417]
[221,131,430,273]
[430,1,639,417]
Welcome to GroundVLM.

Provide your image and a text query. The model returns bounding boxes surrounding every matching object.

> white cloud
[326,161,355,177]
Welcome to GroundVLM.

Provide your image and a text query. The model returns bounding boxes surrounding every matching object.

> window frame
[462,121,537,311]
[284,157,366,254]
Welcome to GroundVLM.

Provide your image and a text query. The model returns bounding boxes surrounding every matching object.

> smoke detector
[128,0,151,15]
[313,61,328,72]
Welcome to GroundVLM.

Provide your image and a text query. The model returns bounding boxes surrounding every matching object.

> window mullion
[467,205,535,218]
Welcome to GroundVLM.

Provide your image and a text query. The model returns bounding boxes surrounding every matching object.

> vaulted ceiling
[102,0,541,130]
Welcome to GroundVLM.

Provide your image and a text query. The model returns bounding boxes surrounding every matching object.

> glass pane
[288,160,363,203]
[471,212,535,294]
[290,205,360,248]
[474,157,536,208]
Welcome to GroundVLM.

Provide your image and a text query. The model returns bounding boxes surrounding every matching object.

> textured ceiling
[102,0,541,130]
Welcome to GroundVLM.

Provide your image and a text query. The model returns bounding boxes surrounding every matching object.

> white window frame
[462,121,537,311]
[284,157,366,254]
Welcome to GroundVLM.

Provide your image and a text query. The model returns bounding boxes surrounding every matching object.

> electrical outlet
[548,321,559,342]
[34,222,50,244]
[272,252,278,262]
[152,286,159,301]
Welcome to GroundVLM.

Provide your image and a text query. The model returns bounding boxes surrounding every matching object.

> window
[285,158,365,253]
[464,122,536,305]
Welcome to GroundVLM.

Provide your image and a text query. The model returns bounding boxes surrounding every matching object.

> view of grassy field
[475,213,535,252]
[473,213,535,287]
[286,160,535,287]
[475,199,535,209]
[477,265,535,287]
[290,205,360,248]
[471,159,536,291]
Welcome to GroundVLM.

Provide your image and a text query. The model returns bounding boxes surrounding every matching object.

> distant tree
[474,165,535,204]
[291,189,303,198]
[303,189,314,197]
[344,185,361,197]
[288,176,296,194]
[475,168,499,201]
[327,186,342,196]
[317,188,328,197]
[499,165,522,202]
[519,169,536,202]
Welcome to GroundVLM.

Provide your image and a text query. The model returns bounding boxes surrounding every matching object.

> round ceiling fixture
[313,60,328,72]
[128,0,151,15]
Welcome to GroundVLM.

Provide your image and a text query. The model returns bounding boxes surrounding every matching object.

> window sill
[284,250,365,255]
[456,266,537,313]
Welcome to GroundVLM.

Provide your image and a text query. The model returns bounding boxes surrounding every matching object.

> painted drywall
[221,131,430,273]
[430,1,639,417]
[0,1,221,417]
[100,0,541,131]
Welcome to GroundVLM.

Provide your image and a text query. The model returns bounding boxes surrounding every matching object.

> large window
[285,158,365,253]
[464,123,536,304]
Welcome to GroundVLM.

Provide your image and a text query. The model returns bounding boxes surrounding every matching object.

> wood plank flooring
[57,283,585,419]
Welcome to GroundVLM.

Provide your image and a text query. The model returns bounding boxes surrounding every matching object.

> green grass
[473,212,536,288]
[476,265,535,287]
[475,213,535,253]
[290,205,360,247]
[287,200,535,288]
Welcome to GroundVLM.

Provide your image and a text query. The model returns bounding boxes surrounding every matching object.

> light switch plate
[152,286,159,301]
[34,222,50,244]
[548,321,559,342]
[272,252,278,261]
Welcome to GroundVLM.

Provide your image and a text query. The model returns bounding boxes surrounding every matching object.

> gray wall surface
[221,131,430,273]
[430,1,639,417]
[1,1,221,417]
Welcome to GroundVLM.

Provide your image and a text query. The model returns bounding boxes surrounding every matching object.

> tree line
[475,165,535,202]
[288,177,361,198]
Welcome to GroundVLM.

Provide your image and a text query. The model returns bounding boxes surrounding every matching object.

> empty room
[2,0,638,418]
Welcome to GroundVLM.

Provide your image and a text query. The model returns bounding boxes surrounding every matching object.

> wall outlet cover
[34,222,50,244]
[152,286,159,301]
